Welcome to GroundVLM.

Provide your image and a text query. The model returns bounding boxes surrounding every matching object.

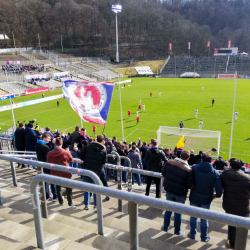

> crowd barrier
[0,154,250,250]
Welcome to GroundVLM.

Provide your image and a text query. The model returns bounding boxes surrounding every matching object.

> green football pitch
[0,77,249,162]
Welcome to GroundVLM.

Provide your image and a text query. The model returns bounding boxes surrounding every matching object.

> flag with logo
[176,133,185,149]
[228,40,231,48]
[188,42,191,50]
[207,41,210,47]
[63,80,115,126]
[169,43,172,50]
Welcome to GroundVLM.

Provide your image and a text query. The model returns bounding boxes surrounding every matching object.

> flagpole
[5,70,16,131]
[118,73,124,141]
[229,71,237,159]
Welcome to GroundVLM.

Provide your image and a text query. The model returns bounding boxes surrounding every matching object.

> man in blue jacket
[188,153,223,242]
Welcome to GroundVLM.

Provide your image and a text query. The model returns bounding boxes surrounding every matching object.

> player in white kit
[195,108,198,118]
[142,104,145,112]
[202,86,204,91]
[199,120,203,130]
[235,111,238,121]
[138,98,141,105]
[136,110,139,117]
[159,91,161,97]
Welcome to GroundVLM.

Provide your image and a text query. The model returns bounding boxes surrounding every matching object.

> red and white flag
[228,40,231,48]
[188,42,191,50]
[169,43,172,50]
[207,41,210,47]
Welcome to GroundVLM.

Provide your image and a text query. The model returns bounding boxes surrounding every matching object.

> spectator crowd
[13,121,250,249]
[2,64,44,75]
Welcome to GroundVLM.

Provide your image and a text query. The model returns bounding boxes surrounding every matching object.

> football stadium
[1,1,250,250]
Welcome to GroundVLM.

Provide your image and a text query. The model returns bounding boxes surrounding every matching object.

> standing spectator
[118,144,128,183]
[77,134,106,211]
[162,150,193,235]
[221,158,250,249]
[43,127,55,150]
[127,145,142,185]
[35,133,57,201]
[25,122,38,169]
[14,122,26,168]
[47,138,76,208]
[140,142,149,183]
[188,153,223,242]
[68,126,81,168]
[145,139,167,198]
[213,156,228,170]
[112,136,121,151]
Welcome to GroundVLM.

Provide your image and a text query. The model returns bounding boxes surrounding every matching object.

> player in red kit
[93,125,96,135]
[150,92,152,97]
[138,104,141,110]
[136,116,140,125]
[128,110,131,118]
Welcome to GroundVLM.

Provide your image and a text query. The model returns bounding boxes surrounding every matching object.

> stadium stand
[0,126,250,249]
[161,56,230,78]
[0,81,36,95]
[93,69,118,80]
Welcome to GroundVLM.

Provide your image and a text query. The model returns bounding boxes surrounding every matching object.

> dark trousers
[146,176,161,198]
[56,185,72,206]
[228,214,249,248]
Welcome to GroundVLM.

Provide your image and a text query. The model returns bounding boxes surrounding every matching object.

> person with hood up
[188,153,223,242]
[127,145,143,185]
[77,134,106,211]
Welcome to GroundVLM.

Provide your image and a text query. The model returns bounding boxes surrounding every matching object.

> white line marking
[125,129,138,139]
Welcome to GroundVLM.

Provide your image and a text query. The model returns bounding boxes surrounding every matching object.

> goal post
[157,126,221,158]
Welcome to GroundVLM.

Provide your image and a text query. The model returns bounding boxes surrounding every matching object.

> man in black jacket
[77,134,106,211]
[35,133,57,201]
[145,139,167,198]
[68,126,81,168]
[162,150,193,235]
[213,156,228,170]
[14,122,26,168]
[221,158,250,249]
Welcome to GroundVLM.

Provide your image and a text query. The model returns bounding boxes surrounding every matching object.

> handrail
[30,174,249,250]
[0,154,103,235]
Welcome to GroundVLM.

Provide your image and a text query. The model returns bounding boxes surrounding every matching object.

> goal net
[157,126,221,157]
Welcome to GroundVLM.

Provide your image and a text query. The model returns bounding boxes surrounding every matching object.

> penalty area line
[125,129,138,139]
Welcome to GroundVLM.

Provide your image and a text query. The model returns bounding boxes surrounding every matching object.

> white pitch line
[125,129,138,139]
[1,104,68,124]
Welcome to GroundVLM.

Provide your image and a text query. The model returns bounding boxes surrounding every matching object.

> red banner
[24,87,49,96]
[169,43,172,50]
[228,40,231,48]
[207,41,210,47]
[217,74,239,79]
[188,42,191,50]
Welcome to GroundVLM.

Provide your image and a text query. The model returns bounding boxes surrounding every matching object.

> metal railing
[0,154,104,236]
[29,174,250,250]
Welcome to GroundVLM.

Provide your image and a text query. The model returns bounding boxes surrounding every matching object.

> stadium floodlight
[111,3,122,63]
[156,126,221,158]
